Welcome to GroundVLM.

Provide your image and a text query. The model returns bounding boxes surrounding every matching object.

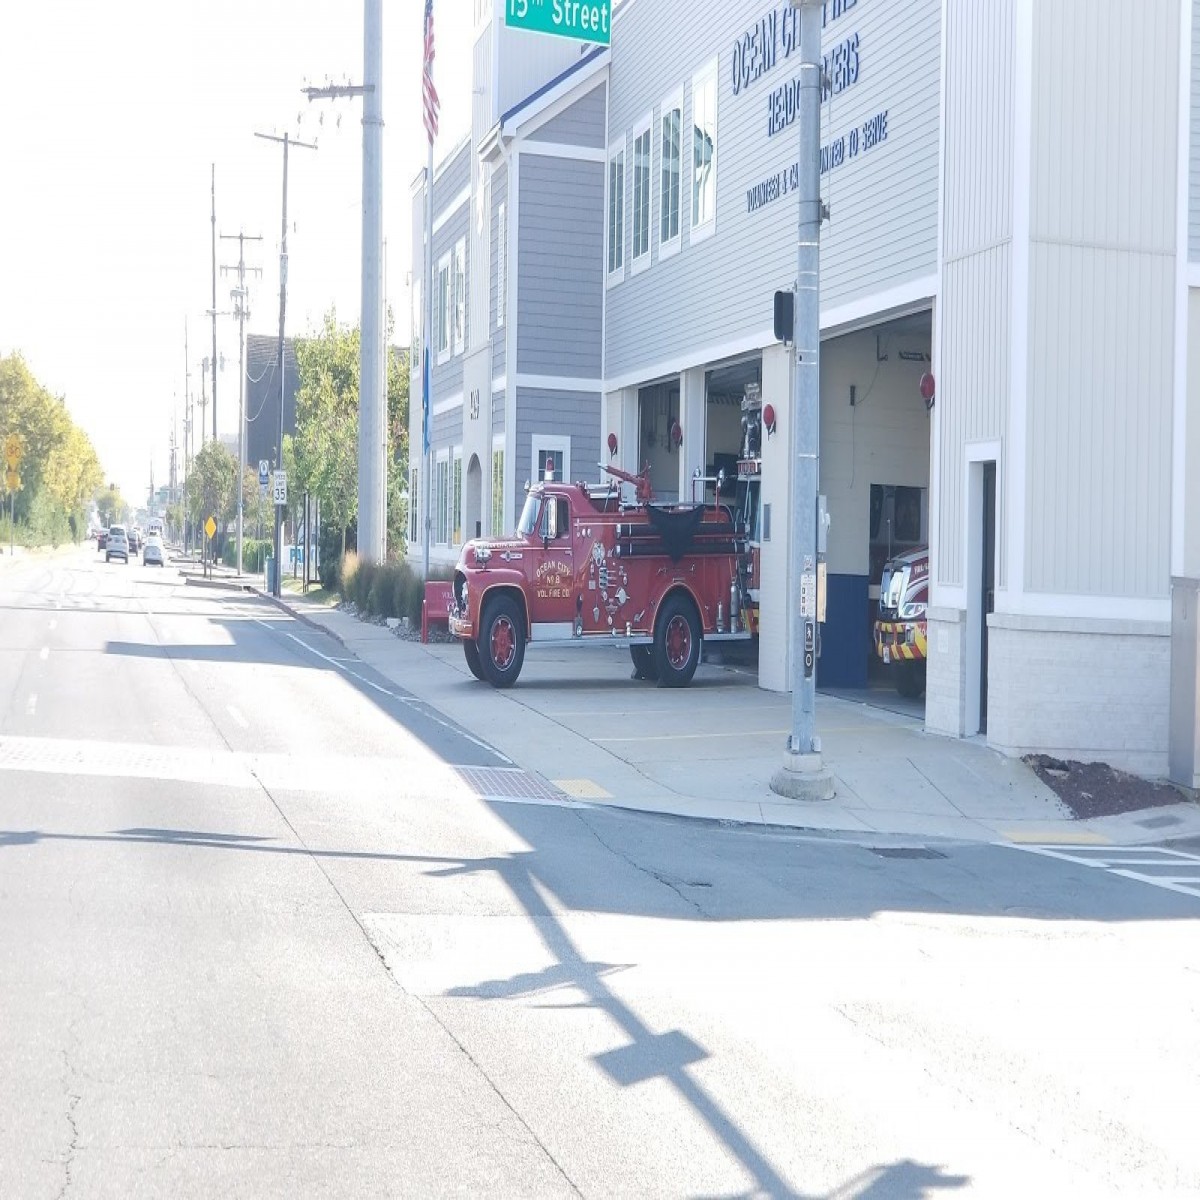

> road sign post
[504,0,610,44]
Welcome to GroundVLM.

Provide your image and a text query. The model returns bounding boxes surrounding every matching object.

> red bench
[421,581,455,643]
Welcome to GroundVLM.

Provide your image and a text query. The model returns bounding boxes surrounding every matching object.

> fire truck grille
[454,765,567,802]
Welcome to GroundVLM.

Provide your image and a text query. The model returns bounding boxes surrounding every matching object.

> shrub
[339,550,360,600]
[367,564,397,618]
[353,560,377,611]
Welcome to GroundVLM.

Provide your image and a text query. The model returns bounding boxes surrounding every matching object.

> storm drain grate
[868,846,948,860]
[454,765,566,802]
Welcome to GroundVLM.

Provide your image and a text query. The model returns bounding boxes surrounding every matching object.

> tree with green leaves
[185,441,238,553]
[293,308,410,562]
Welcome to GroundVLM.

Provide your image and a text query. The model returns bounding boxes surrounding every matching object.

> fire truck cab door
[530,494,575,637]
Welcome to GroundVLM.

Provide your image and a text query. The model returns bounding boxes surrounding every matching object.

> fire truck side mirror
[773,290,794,345]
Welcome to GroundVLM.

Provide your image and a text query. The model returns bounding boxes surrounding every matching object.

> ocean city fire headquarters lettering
[731,0,861,137]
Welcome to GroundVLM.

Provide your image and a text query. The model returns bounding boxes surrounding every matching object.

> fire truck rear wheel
[654,595,701,687]
[463,639,485,681]
[479,595,525,688]
[895,660,926,699]
[630,645,658,681]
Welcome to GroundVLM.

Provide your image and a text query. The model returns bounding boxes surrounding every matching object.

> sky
[0,0,474,506]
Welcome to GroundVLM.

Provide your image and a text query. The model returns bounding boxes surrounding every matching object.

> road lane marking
[226,704,249,729]
[254,619,511,765]
[1007,843,1200,901]
[39,646,49,661]
[26,694,36,717]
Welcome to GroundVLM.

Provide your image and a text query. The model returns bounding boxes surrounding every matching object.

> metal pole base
[769,749,835,802]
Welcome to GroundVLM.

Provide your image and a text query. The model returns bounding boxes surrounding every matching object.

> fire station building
[410,0,1200,788]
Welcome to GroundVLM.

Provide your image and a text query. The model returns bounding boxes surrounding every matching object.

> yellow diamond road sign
[204,515,217,540]
[4,434,21,470]
[5,468,19,493]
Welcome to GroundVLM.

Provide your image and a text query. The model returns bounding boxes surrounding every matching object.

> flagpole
[423,144,433,579]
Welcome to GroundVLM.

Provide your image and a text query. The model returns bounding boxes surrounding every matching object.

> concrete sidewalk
[257,589,1200,846]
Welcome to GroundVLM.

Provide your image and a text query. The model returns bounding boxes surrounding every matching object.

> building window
[409,467,419,544]
[437,253,451,361]
[435,454,449,544]
[452,448,463,545]
[631,119,651,269]
[495,200,506,329]
[607,141,625,281]
[659,90,682,255]
[532,434,571,486]
[452,238,466,355]
[491,443,504,535]
[691,62,717,239]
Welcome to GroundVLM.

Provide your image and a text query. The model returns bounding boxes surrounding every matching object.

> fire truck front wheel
[630,645,658,681]
[654,595,701,687]
[463,639,485,681]
[479,595,525,688]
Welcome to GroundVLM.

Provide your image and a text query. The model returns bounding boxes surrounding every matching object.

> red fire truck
[448,462,754,687]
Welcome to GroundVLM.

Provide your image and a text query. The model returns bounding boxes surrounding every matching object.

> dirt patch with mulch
[1024,755,1185,820]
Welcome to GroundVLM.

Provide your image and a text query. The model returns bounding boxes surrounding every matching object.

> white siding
[935,0,1015,590]
[1025,0,1176,598]
[605,0,940,383]
[1188,0,1200,259]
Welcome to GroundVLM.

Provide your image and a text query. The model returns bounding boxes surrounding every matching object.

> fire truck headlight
[473,544,491,564]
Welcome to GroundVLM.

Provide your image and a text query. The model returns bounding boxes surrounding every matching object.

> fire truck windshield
[517,493,542,537]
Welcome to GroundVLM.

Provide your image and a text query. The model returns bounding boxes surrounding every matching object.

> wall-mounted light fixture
[670,419,683,448]
[607,432,618,458]
[919,372,936,412]
[762,403,777,437]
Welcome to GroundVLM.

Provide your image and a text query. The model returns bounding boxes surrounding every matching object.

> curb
[183,575,255,593]
[252,587,351,650]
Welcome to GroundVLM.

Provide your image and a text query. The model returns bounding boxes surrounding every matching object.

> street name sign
[504,0,610,45]
[273,470,288,506]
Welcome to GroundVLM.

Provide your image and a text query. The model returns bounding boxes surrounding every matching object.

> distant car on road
[97,529,108,551]
[105,525,130,564]
[142,535,164,567]
[129,527,142,553]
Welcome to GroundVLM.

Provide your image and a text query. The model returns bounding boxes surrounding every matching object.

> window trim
[451,446,463,546]
[689,58,718,245]
[606,136,626,286]
[495,199,507,330]
[490,436,505,536]
[630,112,653,275]
[408,466,419,544]
[452,237,466,357]
[658,87,683,261]
[436,252,451,364]
[532,434,571,486]
[435,449,450,545]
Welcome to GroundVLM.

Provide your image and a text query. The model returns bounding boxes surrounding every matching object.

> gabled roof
[480,44,609,161]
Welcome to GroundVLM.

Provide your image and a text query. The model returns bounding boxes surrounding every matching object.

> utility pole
[256,130,317,597]
[197,364,209,449]
[221,230,263,576]
[184,320,192,552]
[303,0,386,564]
[771,0,834,803]
[211,164,219,442]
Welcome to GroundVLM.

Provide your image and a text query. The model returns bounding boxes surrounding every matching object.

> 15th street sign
[505,0,610,45]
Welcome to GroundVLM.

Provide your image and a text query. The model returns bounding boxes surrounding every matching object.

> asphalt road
[2,547,1199,1198]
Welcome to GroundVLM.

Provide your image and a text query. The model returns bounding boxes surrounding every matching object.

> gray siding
[606,0,940,382]
[1192,0,1200,260]
[491,164,508,381]
[516,155,605,377]
[431,201,470,403]
[528,81,607,147]
[432,407,462,447]
[432,139,470,211]
[514,387,602,518]
[491,388,505,437]
[936,0,1015,589]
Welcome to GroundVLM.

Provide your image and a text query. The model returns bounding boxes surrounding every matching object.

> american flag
[422,0,440,145]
